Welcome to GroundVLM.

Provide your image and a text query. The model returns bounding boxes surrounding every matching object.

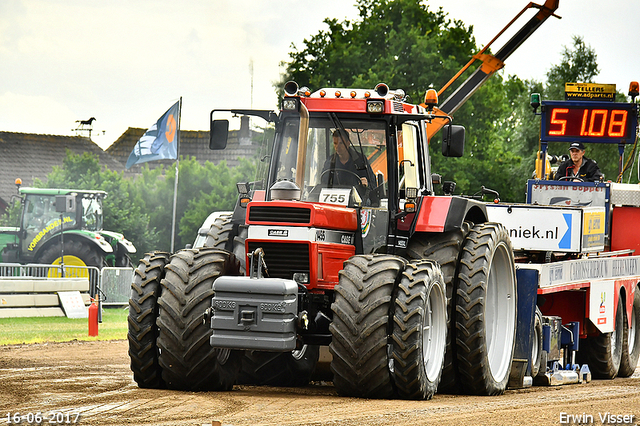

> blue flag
[126,101,180,169]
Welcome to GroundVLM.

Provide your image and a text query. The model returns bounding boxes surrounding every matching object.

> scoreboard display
[541,100,638,144]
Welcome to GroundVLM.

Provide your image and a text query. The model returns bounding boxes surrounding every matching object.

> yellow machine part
[534,151,553,180]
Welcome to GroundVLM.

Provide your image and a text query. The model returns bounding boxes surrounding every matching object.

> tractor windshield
[82,197,103,232]
[22,194,78,248]
[272,115,388,207]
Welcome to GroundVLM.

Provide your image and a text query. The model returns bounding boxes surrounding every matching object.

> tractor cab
[210,82,465,260]
[0,187,135,268]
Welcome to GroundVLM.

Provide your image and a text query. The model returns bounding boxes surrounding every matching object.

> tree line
[1,0,638,259]
[280,0,639,201]
[0,152,256,258]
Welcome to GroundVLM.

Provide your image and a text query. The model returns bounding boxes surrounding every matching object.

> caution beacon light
[424,89,438,111]
[629,81,639,102]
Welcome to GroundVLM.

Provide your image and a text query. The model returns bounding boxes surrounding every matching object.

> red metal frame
[244,200,359,290]
[611,207,640,254]
[300,97,422,115]
[246,200,358,231]
[413,196,453,232]
[538,277,639,338]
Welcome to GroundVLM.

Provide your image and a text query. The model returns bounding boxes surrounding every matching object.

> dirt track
[0,340,639,426]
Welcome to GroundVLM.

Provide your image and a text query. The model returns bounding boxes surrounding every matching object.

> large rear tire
[406,223,471,393]
[455,223,517,395]
[238,345,320,387]
[203,213,247,274]
[37,239,104,270]
[203,213,234,250]
[580,295,624,379]
[329,255,406,398]
[619,287,640,377]
[157,248,242,391]
[391,260,447,400]
[233,224,248,274]
[127,251,170,389]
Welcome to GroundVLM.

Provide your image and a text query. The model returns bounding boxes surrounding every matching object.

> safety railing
[100,267,134,306]
[0,263,136,308]
[0,263,101,297]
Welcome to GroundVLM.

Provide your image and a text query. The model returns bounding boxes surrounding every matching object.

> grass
[0,307,129,345]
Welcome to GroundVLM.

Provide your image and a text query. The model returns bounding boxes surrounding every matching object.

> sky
[1,0,638,150]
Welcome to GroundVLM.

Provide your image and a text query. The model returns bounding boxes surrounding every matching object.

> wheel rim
[613,299,624,361]
[532,320,540,372]
[485,242,516,383]
[47,255,89,278]
[423,279,447,382]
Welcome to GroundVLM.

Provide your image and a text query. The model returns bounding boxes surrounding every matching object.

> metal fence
[0,263,133,306]
[100,267,134,306]
[0,263,101,296]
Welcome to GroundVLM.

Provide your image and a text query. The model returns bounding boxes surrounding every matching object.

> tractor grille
[247,241,309,279]
[248,206,311,224]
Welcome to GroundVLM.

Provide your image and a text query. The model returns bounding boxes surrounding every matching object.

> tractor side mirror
[441,124,465,157]
[210,119,229,150]
[55,195,76,213]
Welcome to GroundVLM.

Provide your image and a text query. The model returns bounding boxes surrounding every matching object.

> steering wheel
[313,169,371,205]
[320,168,366,187]
[558,176,584,182]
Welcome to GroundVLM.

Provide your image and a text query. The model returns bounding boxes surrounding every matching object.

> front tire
[391,260,447,400]
[37,239,104,270]
[619,287,640,377]
[329,255,406,398]
[455,223,517,395]
[128,251,170,389]
[406,223,471,393]
[157,248,242,390]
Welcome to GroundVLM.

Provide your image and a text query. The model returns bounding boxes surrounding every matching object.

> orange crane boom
[425,0,561,139]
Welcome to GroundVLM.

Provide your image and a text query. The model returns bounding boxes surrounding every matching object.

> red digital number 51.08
[548,107,628,138]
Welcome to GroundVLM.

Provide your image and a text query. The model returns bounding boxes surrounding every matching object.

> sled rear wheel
[619,287,640,377]
[581,295,624,379]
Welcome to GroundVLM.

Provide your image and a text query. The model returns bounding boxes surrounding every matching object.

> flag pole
[170,97,182,252]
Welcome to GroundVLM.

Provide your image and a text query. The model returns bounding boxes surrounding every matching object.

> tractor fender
[34,230,113,262]
[116,238,136,254]
[100,230,136,253]
[412,195,488,233]
[193,211,234,248]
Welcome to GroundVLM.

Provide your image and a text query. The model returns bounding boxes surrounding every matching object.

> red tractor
[128,1,562,398]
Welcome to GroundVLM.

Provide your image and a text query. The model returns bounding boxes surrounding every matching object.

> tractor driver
[555,141,604,182]
[322,130,375,194]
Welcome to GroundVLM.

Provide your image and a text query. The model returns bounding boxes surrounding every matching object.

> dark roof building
[0,132,125,213]
[106,127,261,174]
[0,125,263,215]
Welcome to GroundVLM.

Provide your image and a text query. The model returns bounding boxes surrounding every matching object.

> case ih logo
[268,229,288,237]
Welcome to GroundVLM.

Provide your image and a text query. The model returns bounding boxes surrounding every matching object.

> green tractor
[0,187,135,270]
